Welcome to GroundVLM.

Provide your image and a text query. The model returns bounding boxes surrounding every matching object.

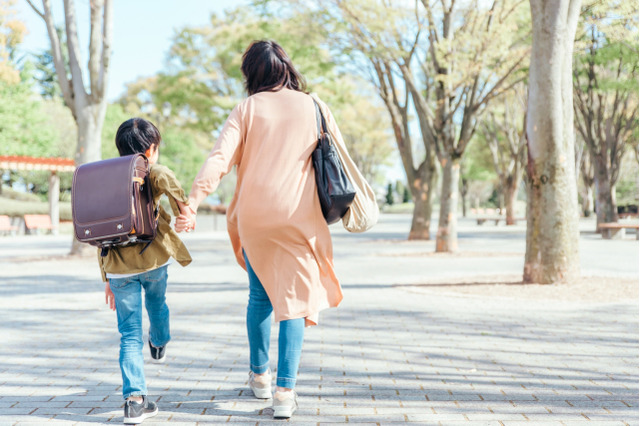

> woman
[176,40,345,419]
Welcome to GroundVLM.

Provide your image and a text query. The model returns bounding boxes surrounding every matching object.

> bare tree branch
[98,0,113,97]
[88,0,103,97]
[25,0,44,19]
[39,0,75,115]
[63,0,88,103]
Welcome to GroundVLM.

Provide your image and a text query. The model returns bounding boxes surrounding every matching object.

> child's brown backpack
[72,154,157,256]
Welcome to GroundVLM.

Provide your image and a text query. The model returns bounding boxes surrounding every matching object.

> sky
[15,0,247,101]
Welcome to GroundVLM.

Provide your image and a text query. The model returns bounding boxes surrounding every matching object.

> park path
[0,214,637,425]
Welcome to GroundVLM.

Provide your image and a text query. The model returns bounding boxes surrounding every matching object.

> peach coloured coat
[188,89,343,325]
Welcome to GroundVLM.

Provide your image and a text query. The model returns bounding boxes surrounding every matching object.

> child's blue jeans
[108,265,170,399]
[244,252,305,389]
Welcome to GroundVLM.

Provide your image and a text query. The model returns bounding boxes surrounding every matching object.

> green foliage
[574,0,639,196]
[394,180,411,203]
[0,80,59,157]
[402,186,411,203]
[121,7,339,134]
[462,136,496,182]
[99,103,207,190]
[385,183,394,205]
[616,152,639,205]
[118,5,393,192]
[0,196,71,220]
[0,185,40,201]
[101,103,130,159]
[314,77,394,185]
[0,0,25,84]
[159,128,206,191]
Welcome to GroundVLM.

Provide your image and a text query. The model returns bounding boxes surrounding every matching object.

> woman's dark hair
[241,40,306,96]
[115,118,161,157]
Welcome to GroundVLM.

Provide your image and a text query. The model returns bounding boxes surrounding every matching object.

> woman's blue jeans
[244,252,304,389]
[108,265,171,399]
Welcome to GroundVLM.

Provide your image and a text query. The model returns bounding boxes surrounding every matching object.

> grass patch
[381,202,415,214]
[0,196,72,220]
[1,186,43,202]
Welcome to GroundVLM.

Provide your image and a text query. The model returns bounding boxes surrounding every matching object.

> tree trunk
[505,178,518,225]
[524,0,581,284]
[594,161,619,233]
[580,184,594,217]
[460,178,469,218]
[436,157,460,252]
[70,103,106,255]
[49,172,60,235]
[408,170,436,240]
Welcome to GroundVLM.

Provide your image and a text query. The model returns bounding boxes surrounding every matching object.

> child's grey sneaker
[272,390,297,418]
[248,370,272,399]
[148,340,166,364]
[123,396,158,424]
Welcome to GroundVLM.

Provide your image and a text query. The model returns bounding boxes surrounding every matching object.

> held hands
[105,282,116,311]
[175,205,197,233]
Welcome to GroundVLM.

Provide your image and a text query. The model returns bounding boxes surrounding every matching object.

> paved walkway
[0,215,637,425]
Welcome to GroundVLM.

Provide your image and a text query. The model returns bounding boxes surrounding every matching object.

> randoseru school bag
[72,154,157,256]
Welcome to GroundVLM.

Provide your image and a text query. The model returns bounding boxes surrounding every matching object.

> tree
[0,79,57,157]
[26,0,113,253]
[407,0,529,251]
[315,0,438,240]
[122,6,394,189]
[575,136,595,217]
[478,85,527,225]
[385,183,394,205]
[524,0,582,284]
[320,80,394,186]
[31,26,66,100]
[573,0,639,232]
[0,0,25,84]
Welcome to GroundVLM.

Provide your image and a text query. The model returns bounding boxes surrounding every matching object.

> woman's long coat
[189,88,343,325]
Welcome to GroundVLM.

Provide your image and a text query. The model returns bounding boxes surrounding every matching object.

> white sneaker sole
[273,405,296,418]
[250,385,272,399]
[123,406,158,424]
[150,356,165,364]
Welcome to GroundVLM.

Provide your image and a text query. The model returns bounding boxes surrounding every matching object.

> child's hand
[105,282,116,311]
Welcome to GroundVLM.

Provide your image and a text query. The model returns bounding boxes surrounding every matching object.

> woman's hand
[105,282,116,311]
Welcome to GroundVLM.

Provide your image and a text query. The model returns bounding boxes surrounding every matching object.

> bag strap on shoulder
[312,99,328,138]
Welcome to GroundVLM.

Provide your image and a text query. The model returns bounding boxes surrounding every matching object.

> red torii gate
[0,155,75,234]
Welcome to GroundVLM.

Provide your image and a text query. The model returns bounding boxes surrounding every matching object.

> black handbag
[312,100,356,224]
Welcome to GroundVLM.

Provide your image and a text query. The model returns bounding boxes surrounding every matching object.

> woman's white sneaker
[248,371,272,399]
[272,390,297,418]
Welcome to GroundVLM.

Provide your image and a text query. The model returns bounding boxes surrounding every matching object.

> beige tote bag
[311,94,379,233]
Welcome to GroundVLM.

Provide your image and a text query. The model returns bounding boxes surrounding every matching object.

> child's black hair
[115,118,161,156]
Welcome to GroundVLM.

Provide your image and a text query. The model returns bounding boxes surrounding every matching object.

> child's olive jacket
[98,164,192,281]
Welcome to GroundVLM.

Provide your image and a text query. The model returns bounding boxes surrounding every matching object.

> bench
[476,217,525,225]
[619,212,639,219]
[0,215,18,235]
[598,222,639,240]
[24,214,53,235]
[476,216,502,225]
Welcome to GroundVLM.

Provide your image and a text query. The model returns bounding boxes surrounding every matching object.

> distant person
[101,118,192,424]
[174,40,346,419]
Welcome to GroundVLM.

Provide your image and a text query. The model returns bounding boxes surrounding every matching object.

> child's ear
[144,147,153,158]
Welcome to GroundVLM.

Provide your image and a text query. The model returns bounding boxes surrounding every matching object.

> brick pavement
[0,215,637,425]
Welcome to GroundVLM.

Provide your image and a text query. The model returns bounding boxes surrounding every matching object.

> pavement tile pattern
[0,215,637,424]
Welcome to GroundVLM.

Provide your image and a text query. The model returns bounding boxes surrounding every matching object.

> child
[100,118,192,424]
